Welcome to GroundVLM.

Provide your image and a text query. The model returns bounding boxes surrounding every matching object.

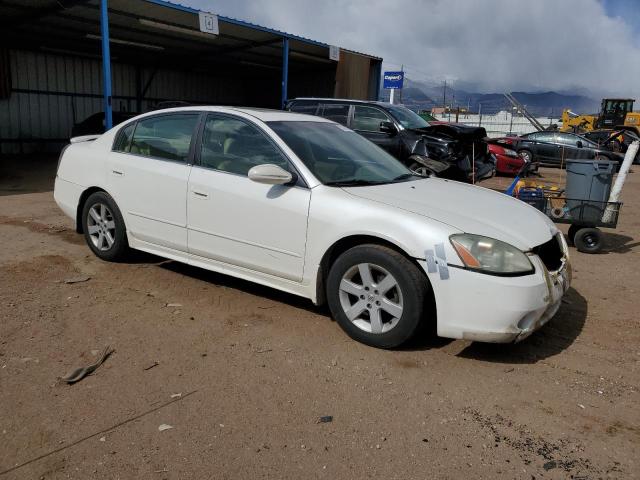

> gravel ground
[1,159,638,479]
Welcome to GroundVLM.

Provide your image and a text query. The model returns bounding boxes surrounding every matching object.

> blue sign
[383,71,404,89]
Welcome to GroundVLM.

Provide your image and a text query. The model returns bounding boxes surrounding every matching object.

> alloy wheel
[519,151,532,162]
[338,263,404,334]
[87,203,116,251]
[409,162,434,177]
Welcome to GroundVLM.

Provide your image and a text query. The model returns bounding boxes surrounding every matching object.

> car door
[318,103,351,126]
[571,134,596,159]
[554,133,585,162]
[187,113,310,282]
[523,132,554,164]
[350,105,402,158]
[107,112,200,251]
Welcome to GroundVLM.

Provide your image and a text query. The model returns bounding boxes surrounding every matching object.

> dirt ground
[1,157,639,479]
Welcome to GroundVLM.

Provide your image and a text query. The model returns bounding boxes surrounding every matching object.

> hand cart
[505,158,623,253]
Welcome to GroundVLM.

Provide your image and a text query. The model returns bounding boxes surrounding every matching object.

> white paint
[198,12,219,35]
[329,45,340,61]
[603,140,639,223]
[54,106,570,345]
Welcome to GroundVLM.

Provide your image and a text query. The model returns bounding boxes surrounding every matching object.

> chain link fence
[433,111,560,138]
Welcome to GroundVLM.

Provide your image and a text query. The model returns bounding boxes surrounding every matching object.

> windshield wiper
[324,179,387,187]
[391,173,419,182]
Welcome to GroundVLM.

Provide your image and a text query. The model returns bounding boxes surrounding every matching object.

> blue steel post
[281,37,289,110]
[100,0,113,129]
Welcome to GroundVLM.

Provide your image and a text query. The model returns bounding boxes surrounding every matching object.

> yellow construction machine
[561,98,640,134]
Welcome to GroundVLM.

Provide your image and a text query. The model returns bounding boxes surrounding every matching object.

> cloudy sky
[183,0,640,99]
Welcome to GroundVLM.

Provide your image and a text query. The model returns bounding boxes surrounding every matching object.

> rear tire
[81,191,129,261]
[326,244,429,348]
[518,149,533,163]
[573,227,603,253]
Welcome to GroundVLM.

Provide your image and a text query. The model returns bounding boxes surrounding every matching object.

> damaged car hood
[410,124,488,141]
[343,178,556,250]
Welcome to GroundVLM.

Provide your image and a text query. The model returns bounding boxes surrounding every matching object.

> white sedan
[54,107,571,348]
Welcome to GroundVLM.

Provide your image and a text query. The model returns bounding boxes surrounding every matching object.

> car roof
[131,106,334,123]
[290,97,395,108]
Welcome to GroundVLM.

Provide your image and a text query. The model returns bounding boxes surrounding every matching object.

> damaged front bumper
[418,253,571,343]
[514,259,571,342]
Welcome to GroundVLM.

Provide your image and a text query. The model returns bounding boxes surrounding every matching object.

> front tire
[81,191,129,261]
[567,224,580,246]
[326,244,429,348]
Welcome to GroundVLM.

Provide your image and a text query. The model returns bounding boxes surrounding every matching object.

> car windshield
[386,105,431,130]
[267,121,417,186]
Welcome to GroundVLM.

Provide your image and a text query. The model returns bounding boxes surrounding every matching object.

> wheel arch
[75,186,109,233]
[518,148,533,157]
[314,234,434,310]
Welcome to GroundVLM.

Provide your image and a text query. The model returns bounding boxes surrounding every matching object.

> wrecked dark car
[71,111,137,137]
[286,98,495,182]
[581,128,640,163]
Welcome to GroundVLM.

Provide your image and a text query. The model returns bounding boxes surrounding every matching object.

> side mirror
[576,140,583,148]
[248,164,294,185]
[379,121,397,134]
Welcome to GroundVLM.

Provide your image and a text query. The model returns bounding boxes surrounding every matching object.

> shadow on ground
[455,287,587,363]
[602,232,638,254]
[0,155,58,196]
[151,259,586,361]
[158,260,326,316]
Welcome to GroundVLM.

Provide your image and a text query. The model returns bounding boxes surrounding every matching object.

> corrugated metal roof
[144,0,382,60]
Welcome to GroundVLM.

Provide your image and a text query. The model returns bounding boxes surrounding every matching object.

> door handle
[112,170,124,176]
[192,190,209,199]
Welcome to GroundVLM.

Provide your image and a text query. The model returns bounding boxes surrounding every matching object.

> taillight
[57,144,71,173]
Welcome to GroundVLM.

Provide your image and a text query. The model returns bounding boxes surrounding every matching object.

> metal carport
[0,0,382,154]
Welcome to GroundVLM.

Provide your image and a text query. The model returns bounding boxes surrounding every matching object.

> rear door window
[534,132,555,143]
[129,114,200,162]
[319,104,351,126]
[288,101,319,115]
[113,123,135,152]
[554,133,580,146]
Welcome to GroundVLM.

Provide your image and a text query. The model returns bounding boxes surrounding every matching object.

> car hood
[343,178,555,250]
[413,124,488,141]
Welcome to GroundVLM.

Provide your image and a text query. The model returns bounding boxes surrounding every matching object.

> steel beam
[281,37,289,110]
[100,0,113,129]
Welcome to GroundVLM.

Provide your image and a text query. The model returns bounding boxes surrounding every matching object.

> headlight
[504,148,518,157]
[446,145,454,155]
[557,232,570,260]
[450,234,534,275]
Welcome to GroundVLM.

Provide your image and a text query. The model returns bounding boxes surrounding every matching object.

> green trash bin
[565,159,615,224]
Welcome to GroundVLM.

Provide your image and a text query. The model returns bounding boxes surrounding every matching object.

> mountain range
[381,79,602,117]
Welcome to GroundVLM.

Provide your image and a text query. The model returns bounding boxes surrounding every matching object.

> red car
[488,142,525,175]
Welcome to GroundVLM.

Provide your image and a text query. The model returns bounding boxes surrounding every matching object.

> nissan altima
[54,107,571,348]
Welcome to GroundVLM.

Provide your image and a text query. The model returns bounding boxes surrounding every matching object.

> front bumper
[418,254,571,343]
